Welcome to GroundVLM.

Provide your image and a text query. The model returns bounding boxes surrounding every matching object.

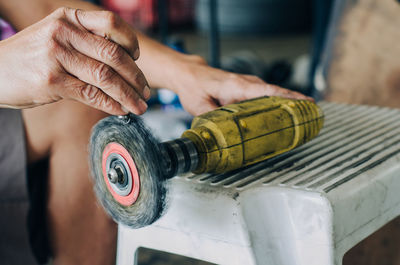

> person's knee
[23,101,116,264]
[23,100,108,163]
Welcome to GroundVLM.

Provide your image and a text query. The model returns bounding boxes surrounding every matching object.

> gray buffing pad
[89,114,167,228]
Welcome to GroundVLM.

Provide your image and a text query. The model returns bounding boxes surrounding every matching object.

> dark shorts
[0,108,49,265]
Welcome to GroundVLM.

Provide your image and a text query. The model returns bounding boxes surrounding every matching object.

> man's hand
[0,7,150,115]
[168,55,313,116]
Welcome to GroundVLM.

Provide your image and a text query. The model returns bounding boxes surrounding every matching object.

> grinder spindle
[90,96,324,228]
[161,138,199,178]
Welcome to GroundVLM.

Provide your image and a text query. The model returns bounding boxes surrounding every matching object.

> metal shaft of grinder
[161,138,199,178]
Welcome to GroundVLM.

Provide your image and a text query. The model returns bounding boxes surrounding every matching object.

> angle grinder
[89,96,324,228]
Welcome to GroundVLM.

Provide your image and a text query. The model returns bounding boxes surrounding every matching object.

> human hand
[0,7,150,115]
[170,56,313,116]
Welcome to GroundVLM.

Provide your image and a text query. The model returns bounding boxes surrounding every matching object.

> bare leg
[23,100,117,265]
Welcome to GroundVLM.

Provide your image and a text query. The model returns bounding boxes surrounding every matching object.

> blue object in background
[156,38,187,110]
[158,88,182,110]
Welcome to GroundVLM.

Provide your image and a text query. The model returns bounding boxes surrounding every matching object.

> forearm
[135,33,204,91]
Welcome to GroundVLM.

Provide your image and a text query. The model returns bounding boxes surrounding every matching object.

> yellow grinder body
[90,96,324,228]
[179,96,324,174]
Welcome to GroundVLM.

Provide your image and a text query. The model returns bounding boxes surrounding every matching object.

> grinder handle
[182,96,324,174]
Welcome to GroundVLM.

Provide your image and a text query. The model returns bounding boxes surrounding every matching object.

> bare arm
[0,0,312,115]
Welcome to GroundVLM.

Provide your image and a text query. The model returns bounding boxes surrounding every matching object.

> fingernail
[139,99,148,112]
[143,85,151,100]
[121,106,130,114]
[133,49,140,60]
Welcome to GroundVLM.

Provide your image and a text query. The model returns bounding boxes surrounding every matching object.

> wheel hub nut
[108,167,124,184]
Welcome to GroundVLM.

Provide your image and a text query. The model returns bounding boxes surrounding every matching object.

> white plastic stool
[116,102,400,265]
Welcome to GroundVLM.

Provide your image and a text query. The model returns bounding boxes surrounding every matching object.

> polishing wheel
[90,114,166,228]
[90,96,324,228]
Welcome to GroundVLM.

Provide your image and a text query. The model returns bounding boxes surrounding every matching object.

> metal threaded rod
[161,138,199,178]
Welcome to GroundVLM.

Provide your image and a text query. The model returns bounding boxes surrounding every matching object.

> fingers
[56,75,127,115]
[243,75,314,101]
[220,74,313,105]
[55,45,148,115]
[63,8,140,60]
[62,22,150,100]
[258,84,314,101]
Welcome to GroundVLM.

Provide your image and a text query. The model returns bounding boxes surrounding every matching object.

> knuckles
[100,94,118,113]
[42,41,66,87]
[93,63,116,85]
[52,7,122,33]
[247,75,264,84]
[226,73,245,87]
[47,18,69,40]
[79,84,102,104]
[79,84,117,113]
[52,7,69,18]
[187,55,207,66]
[98,41,125,65]
[132,71,145,87]
[228,73,265,89]
[102,11,120,30]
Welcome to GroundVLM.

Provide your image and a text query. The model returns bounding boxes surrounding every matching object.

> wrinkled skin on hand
[0,7,150,115]
[0,4,312,117]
